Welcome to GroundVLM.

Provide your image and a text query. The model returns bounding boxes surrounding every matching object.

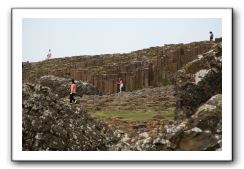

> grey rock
[38,75,102,98]
[22,83,117,151]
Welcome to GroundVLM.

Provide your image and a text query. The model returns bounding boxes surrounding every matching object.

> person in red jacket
[119,78,124,93]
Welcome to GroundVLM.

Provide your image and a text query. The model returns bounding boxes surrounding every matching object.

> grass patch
[164,111,174,120]
[92,110,175,121]
[92,110,157,121]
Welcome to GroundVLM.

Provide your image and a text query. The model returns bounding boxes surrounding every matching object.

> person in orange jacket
[69,79,77,104]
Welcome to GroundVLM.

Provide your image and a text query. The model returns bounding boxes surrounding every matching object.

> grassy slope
[92,110,174,121]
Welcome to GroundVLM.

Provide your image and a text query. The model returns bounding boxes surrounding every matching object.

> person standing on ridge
[46,49,52,60]
[209,31,214,41]
[69,79,77,104]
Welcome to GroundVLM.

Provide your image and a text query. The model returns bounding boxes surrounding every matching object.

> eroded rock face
[38,75,102,98]
[23,40,216,94]
[175,43,222,120]
[22,83,116,151]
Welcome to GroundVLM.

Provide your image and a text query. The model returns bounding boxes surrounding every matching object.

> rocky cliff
[23,40,218,94]
[175,43,222,120]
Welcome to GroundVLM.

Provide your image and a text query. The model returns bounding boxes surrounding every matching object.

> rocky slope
[22,81,221,151]
[109,94,222,151]
[22,83,117,151]
[78,85,176,116]
[22,40,222,151]
[175,43,222,120]
[107,43,222,151]
[73,85,176,136]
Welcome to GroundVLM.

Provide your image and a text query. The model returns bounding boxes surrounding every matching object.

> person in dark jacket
[209,31,214,41]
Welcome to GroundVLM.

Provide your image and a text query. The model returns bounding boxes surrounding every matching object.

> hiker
[119,78,124,93]
[46,49,52,60]
[209,31,214,41]
[69,79,77,104]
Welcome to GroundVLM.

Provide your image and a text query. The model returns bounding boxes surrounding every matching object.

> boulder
[178,128,219,151]
[191,94,222,133]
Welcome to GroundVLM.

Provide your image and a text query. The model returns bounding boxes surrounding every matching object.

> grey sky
[22,18,222,62]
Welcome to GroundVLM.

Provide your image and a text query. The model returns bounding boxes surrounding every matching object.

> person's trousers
[119,84,123,92]
[70,93,76,103]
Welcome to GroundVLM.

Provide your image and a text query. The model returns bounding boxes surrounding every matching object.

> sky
[22,18,222,62]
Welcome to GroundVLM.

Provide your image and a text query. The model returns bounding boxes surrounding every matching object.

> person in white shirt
[46,49,52,60]
[119,78,124,93]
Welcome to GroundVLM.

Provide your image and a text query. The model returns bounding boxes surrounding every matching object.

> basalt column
[143,68,149,88]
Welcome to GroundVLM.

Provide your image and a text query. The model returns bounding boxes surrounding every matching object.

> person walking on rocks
[69,79,77,104]
[209,31,214,41]
[119,78,124,93]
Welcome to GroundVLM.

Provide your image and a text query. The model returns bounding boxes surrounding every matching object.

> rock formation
[22,39,222,151]
[22,83,117,151]
[23,40,218,94]
[109,94,222,151]
[38,75,101,98]
[107,42,222,151]
[175,43,222,119]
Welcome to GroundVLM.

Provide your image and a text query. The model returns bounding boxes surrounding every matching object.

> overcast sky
[22,18,222,62]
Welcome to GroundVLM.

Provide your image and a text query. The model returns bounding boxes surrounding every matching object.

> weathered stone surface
[175,43,222,119]
[178,129,219,151]
[38,75,102,97]
[22,83,117,151]
[191,94,222,133]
